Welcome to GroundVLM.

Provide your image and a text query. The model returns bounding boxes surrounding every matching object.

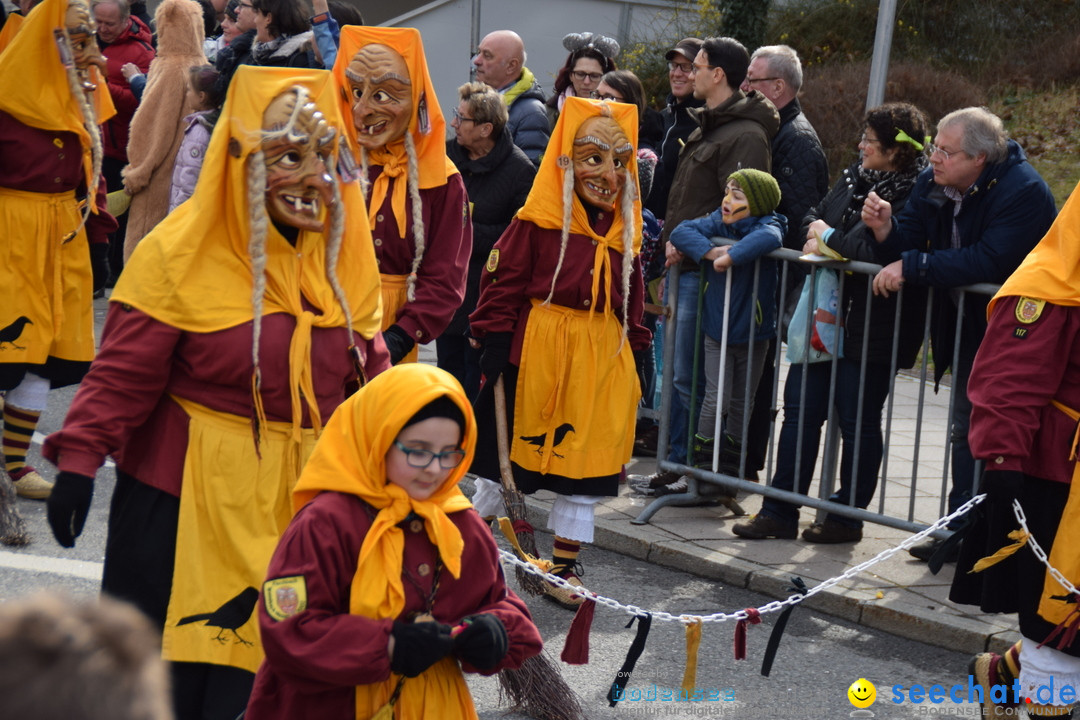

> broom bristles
[502,487,546,595]
[498,651,586,720]
[0,475,29,546]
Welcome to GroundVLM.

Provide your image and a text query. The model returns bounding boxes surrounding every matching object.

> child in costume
[332,26,472,365]
[665,168,784,489]
[245,364,542,719]
[469,96,649,608]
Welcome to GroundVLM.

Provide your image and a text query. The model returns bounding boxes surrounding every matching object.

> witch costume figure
[332,26,471,366]
[469,95,649,608]
[0,0,116,512]
[44,65,388,720]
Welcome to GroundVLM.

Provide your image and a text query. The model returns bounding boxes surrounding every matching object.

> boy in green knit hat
[657,168,785,496]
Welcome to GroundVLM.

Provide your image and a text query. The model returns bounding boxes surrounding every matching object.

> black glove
[89,243,110,294]
[632,349,649,396]
[453,613,508,671]
[982,469,1024,505]
[390,621,454,678]
[382,325,416,365]
[46,471,95,548]
[479,332,513,382]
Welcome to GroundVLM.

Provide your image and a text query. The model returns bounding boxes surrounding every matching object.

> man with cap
[631,36,779,496]
[644,37,704,220]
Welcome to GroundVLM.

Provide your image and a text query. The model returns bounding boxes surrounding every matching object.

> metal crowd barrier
[634,240,999,530]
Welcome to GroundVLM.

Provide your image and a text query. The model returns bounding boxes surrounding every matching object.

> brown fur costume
[121,0,205,261]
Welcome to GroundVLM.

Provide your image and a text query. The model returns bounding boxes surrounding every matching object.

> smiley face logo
[848,678,876,708]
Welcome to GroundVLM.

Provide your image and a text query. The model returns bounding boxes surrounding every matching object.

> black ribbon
[606,613,652,707]
[760,577,808,677]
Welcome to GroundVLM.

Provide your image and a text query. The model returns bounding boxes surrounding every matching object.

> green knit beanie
[728,168,781,217]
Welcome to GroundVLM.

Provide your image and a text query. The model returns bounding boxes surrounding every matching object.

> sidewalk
[516,369,1021,657]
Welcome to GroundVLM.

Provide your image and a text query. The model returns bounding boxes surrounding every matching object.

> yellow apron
[511,298,639,480]
[0,187,94,366]
[379,273,419,364]
[162,396,317,674]
[1038,401,1080,630]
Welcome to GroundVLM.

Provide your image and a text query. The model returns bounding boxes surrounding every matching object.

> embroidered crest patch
[486,248,500,273]
[263,576,307,621]
[1015,297,1046,324]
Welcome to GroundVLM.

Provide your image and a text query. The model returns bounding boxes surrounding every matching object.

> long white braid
[616,167,637,351]
[323,162,354,345]
[403,132,425,303]
[358,148,370,199]
[62,59,103,242]
[543,162,576,305]
[247,149,270,398]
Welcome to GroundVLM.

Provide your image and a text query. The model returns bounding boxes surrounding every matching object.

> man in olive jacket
[635,35,779,493]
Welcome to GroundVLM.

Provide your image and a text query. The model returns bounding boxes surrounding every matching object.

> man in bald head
[472,30,549,166]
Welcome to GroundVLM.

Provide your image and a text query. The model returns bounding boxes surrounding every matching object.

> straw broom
[0,473,29,546]
[498,649,587,720]
[494,376,546,597]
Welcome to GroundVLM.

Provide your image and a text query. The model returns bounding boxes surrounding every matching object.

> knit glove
[452,614,508,671]
[389,621,454,678]
[46,471,95,548]
[382,325,415,365]
[89,243,110,294]
[479,333,513,382]
[982,469,1024,505]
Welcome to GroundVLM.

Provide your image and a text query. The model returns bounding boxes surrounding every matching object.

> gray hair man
[863,106,1057,563]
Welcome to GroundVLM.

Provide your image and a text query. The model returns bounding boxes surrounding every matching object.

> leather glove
[389,621,454,678]
[632,349,649,396]
[453,613,508,671]
[982,469,1024,505]
[382,325,415,365]
[47,471,95,548]
[89,243,110,294]
[478,332,513,382]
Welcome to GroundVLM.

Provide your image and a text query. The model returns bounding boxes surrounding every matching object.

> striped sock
[1000,640,1021,683]
[3,404,40,480]
[551,537,581,577]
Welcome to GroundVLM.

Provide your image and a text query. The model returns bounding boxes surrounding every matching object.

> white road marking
[0,550,102,581]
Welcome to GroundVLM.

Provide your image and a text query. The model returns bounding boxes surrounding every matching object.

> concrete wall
[381,0,681,141]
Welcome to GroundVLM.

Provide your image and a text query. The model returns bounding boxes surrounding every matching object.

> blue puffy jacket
[670,212,786,344]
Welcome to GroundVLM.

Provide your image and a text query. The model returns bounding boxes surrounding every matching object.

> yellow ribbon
[681,618,703,693]
[497,516,554,574]
[969,528,1031,574]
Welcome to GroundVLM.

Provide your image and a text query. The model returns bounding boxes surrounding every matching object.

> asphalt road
[0,297,992,719]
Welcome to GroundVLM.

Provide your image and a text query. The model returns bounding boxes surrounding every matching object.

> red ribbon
[734,607,761,660]
[561,599,596,665]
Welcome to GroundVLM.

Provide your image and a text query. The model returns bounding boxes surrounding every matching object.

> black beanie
[402,396,465,434]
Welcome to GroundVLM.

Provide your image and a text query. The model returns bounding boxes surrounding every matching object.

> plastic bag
[785,267,843,363]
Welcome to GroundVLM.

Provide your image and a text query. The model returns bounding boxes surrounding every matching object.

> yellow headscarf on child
[292,364,477,719]
[0,0,115,205]
[332,26,456,239]
[516,95,642,254]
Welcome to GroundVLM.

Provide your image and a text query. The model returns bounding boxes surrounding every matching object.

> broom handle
[494,376,521,495]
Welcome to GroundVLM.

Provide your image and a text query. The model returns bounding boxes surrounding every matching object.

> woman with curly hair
[734,102,932,545]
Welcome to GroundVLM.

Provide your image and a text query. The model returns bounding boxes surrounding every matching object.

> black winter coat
[645,93,704,220]
[773,99,829,252]
[444,128,536,336]
[804,163,927,369]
